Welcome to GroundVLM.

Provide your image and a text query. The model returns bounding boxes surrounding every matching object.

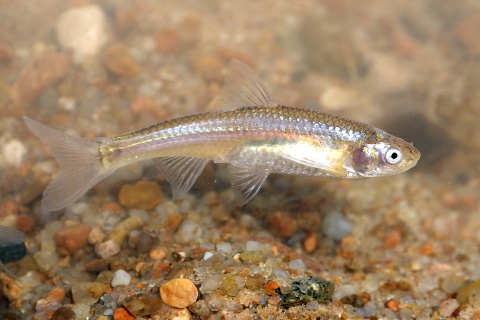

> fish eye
[385,147,402,164]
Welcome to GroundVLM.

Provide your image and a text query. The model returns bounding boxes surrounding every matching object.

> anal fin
[154,156,209,200]
[227,164,269,205]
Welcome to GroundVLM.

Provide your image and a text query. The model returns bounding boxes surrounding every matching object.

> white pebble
[246,241,262,251]
[438,298,459,317]
[363,274,380,292]
[306,301,319,310]
[65,202,88,216]
[103,308,114,316]
[216,241,232,253]
[129,209,148,221]
[200,274,223,294]
[2,139,26,168]
[362,301,376,317]
[111,269,131,287]
[95,240,120,259]
[322,211,352,241]
[175,220,202,243]
[332,284,356,301]
[70,303,90,319]
[288,259,306,271]
[88,225,104,245]
[203,251,214,260]
[55,5,111,63]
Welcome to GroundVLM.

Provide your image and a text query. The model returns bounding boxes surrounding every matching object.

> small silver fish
[0,226,26,279]
[24,59,420,211]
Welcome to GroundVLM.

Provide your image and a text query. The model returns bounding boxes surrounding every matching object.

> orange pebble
[385,298,399,311]
[114,308,135,320]
[303,232,318,253]
[264,281,280,295]
[45,287,65,303]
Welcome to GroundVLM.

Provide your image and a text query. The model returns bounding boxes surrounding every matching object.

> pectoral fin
[227,164,269,205]
[154,156,209,200]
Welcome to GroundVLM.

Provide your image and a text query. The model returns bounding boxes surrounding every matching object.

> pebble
[102,43,140,77]
[46,287,65,303]
[175,220,202,244]
[72,282,102,305]
[441,274,464,294]
[50,306,76,320]
[70,303,90,319]
[108,216,144,246]
[2,140,27,168]
[34,299,62,320]
[204,292,225,311]
[0,273,22,304]
[202,251,213,261]
[456,279,480,305]
[306,301,319,310]
[438,298,460,317]
[54,224,91,256]
[56,5,111,62]
[16,213,35,232]
[164,213,183,231]
[0,199,19,217]
[33,251,58,272]
[96,239,121,259]
[163,308,192,320]
[245,274,265,291]
[85,259,109,273]
[19,174,51,206]
[149,248,166,261]
[289,259,306,272]
[155,27,181,54]
[160,278,198,308]
[152,260,170,277]
[278,277,335,306]
[88,225,105,245]
[245,240,262,252]
[385,298,399,311]
[216,241,232,253]
[322,211,352,241]
[332,284,356,301]
[118,181,163,210]
[303,232,318,253]
[12,52,71,105]
[267,211,298,238]
[362,301,376,317]
[111,269,131,287]
[113,308,135,320]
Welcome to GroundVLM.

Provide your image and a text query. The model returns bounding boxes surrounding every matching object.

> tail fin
[23,117,116,211]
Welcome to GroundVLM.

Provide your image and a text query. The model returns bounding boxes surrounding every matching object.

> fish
[0,226,27,279]
[23,59,420,211]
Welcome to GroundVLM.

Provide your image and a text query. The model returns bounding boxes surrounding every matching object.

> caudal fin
[23,117,116,211]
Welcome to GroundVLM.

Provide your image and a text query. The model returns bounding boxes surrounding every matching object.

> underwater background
[0,0,479,318]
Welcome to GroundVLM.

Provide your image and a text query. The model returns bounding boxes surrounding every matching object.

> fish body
[24,59,420,211]
[0,226,26,279]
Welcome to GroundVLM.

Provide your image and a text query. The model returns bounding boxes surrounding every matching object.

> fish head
[351,131,420,177]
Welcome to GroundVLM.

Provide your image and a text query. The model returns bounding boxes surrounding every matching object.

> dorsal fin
[212,59,277,110]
